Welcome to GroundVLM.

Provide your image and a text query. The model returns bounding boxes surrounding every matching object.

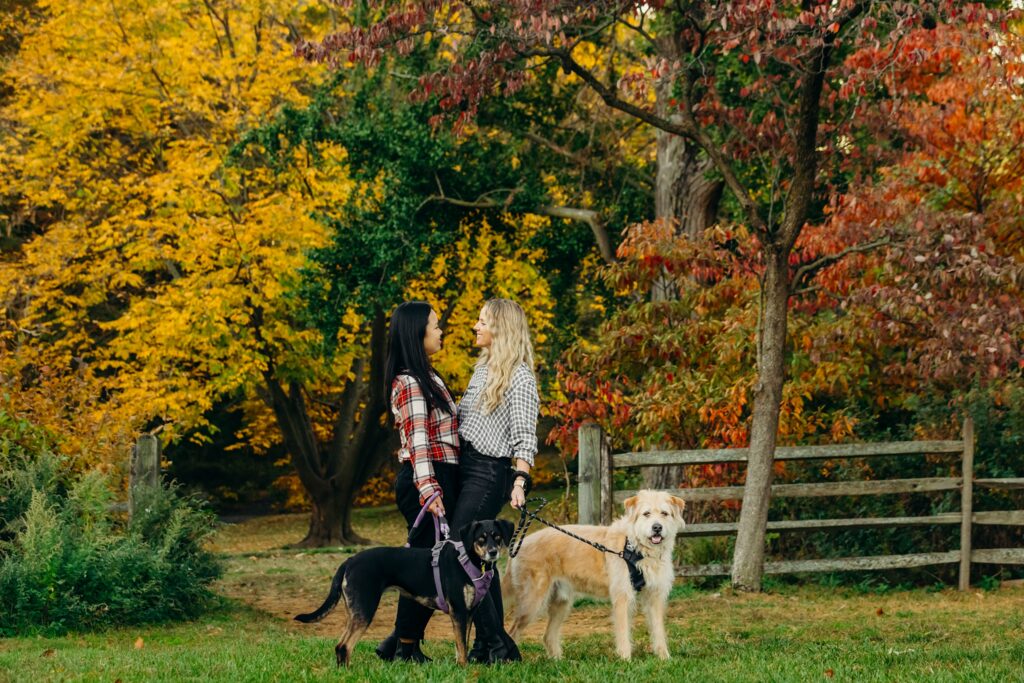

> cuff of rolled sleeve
[511,451,536,468]
[417,481,442,506]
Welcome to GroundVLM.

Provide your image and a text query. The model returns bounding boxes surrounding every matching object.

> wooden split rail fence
[577,419,1024,589]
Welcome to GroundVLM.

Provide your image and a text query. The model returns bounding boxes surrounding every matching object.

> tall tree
[237,66,563,543]
[0,0,564,547]
[299,1,1006,588]
[1,0,345,472]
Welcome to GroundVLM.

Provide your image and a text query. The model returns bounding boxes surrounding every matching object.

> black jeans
[393,460,460,641]
[450,442,514,644]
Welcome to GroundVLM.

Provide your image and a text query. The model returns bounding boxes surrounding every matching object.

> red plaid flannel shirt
[391,373,459,504]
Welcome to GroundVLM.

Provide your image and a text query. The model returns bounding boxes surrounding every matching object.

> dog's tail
[294,559,347,623]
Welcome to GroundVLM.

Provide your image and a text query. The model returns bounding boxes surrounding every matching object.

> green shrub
[0,411,223,636]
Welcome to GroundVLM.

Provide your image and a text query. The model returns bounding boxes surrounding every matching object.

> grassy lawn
[2,505,1024,682]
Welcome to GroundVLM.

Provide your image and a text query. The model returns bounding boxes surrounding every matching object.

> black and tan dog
[295,519,516,666]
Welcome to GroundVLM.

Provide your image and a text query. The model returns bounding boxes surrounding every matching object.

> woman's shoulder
[391,373,419,392]
[512,362,537,383]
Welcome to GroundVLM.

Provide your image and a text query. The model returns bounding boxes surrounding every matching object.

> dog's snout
[652,523,663,534]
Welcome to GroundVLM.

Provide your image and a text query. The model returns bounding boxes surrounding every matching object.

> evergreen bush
[0,411,222,635]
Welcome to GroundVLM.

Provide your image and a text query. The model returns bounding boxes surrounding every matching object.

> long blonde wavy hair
[477,298,535,415]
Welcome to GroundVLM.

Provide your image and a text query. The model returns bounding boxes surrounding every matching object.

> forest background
[2,0,1023,588]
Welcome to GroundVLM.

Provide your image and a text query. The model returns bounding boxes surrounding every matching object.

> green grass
[3,505,1024,682]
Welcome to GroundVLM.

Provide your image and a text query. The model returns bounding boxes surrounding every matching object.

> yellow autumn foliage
[408,215,555,393]
[0,0,559,477]
[0,0,348,465]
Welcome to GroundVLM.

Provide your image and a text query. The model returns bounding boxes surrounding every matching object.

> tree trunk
[643,35,723,490]
[264,310,390,547]
[729,37,832,591]
[731,246,790,590]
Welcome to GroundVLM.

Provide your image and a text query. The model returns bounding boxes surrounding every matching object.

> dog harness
[430,539,494,613]
[406,492,494,614]
[622,540,646,592]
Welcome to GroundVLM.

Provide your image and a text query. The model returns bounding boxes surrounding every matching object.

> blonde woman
[450,298,539,664]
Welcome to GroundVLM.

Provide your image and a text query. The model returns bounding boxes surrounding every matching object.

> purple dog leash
[404,491,449,548]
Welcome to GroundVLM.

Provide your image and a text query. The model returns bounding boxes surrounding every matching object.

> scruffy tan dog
[507,489,686,660]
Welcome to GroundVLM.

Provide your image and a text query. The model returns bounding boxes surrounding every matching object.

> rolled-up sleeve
[392,376,441,503]
[506,366,539,466]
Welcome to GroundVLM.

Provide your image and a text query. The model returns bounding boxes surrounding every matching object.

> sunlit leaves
[0,0,343,463]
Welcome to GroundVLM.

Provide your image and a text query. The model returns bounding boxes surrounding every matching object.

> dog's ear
[669,495,687,521]
[459,521,480,546]
[495,519,515,546]
[623,495,638,516]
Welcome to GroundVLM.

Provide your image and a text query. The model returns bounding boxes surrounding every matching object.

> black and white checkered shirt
[457,362,539,466]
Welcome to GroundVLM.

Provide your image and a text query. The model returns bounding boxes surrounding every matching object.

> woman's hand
[428,496,446,517]
[510,482,526,509]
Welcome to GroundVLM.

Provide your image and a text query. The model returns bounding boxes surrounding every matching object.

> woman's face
[423,309,443,356]
[473,308,493,349]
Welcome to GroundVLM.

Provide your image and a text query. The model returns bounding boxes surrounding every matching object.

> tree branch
[792,237,891,289]
[538,204,617,264]
[522,130,651,193]
[555,50,766,233]
[419,178,617,263]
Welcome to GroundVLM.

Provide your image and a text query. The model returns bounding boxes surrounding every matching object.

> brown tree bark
[730,246,790,588]
[730,37,835,591]
[643,28,723,491]
[264,310,390,547]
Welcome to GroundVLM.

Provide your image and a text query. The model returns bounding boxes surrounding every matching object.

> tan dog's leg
[333,596,368,666]
[643,592,670,659]
[611,593,633,660]
[542,582,573,659]
[508,571,548,639]
[450,611,470,665]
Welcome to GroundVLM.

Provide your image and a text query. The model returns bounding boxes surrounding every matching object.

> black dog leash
[510,496,646,592]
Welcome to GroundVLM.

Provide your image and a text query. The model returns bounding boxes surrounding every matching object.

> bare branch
[792,237,891,288]
[418,178,617,263]
[538,204,617,264]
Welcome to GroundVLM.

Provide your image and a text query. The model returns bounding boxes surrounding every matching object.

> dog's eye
[643,511,651,517]
[661,511,669,516]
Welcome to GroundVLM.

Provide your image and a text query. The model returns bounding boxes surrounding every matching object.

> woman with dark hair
[376,301,460,663]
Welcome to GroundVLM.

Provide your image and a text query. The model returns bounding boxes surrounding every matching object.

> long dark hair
[384,301,452,416]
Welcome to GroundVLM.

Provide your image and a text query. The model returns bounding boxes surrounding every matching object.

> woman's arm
[393,375,445,515]
[507,367,539,509]
[511,458,531,509]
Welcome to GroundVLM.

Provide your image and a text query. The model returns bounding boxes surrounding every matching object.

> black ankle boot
[467,633,521,664]
[396,640,432,664]
[375,631,398,661]
[467,638,489,664]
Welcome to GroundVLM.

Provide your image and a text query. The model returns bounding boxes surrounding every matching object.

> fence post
[600,432,613,525]
[578,423,604,525]
[959,417,975,591]
[130,434,161,521]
